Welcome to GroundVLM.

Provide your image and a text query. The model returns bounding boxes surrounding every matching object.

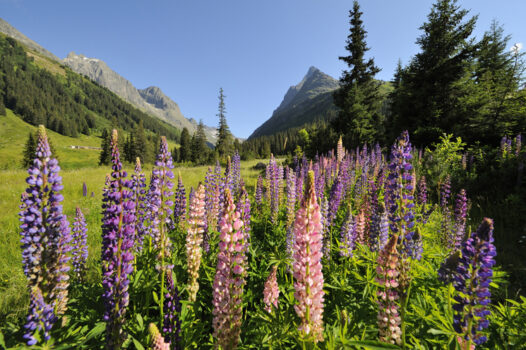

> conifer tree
[390,0,477,145]
[134,121,149,163]
[192,120,209,164]
[179,127,191,162]
[215,88,233,158]
[458,21,526,143]
[99,129,111,165]
[22,132,36,168]
[333,0,381,149]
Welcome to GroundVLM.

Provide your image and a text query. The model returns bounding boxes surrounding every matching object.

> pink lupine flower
[263,266,279,313]
[148,323,170,350]
[292,171,325,343]
[212,188,246,349]
[186,183,206,302]
[376,235,402,345]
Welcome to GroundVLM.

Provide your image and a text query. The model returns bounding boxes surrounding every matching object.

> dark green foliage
[0,34,180,140]
[21,132,36,168]
[389,0,478,145]
[133,121,150,164]
[457,21,526,144]
[332,0,382,149]
[191,121,210,165]
[215,88,233,159]
[179,127,192,163]
[99,129,111,166]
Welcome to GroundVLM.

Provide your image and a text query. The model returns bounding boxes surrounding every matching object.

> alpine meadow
[1,0,526,349]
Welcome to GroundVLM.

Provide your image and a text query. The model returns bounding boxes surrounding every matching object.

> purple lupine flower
[255,175,263,209]
[440,175,451,210]
[82,182,87,197]
[295,169,304,207]
[327,175,344,226]
[71,207,88,280]
[385,131,418,259]
[286,167,296,228]
[292,171,325,343]
[417,176,427,207]
[152,136,175,261]
[453,189,468,249]
[438,250,461,285]
[232,150,241,194]
[186,184,206,302]
[23,287,55,346]
[369,202,389,252]
[173,175,187,226]
[212,188,246,349]
[205,167,221,232]
[132,158,148,251]
[453,218,496,346]
[515,134,522,156]
[163,270,181,348]
[19,126,71,345]
[340,207,356,257]
[101,130,136,349]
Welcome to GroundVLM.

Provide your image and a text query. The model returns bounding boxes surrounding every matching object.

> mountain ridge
[249,66,339,139]
[0,18,59,61]
[63,52,218,143]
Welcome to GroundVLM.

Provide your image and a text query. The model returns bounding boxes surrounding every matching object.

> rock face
[63,52,218,143]
[0,18,60,61]
[249,66,339,139]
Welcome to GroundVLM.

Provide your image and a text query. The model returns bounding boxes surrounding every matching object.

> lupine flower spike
[149,323,171,350]
[292,171,325,343]
[376,234,402,345]
[453,218,496,347]
[263,266,280,313]
[212,188,246,349]
[20,125,71,345]
[101,129,136,349]
[71,207,88,280]
[186,183,206,302]
[163,270,181,347]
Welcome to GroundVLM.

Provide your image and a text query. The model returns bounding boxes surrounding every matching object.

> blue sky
[1,0,524,138]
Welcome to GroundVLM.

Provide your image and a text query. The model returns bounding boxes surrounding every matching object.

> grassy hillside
[0,109,180,170]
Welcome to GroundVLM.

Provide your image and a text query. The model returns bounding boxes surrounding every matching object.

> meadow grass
[0,158,263,322]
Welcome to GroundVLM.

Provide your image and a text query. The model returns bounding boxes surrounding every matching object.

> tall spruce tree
[22,132,36,168]
[332,0,381,149]
[458,21,526,143]
[215,88,233,158]
[192,120,209,164]
[390,0,477,145]
[99,129,111,165]
[134,121,150,163]
[179,127,191,162]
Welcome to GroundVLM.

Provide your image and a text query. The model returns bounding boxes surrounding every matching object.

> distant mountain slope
[0,18,59,61]
[63,52,217,143]
[249,67,339,139]
[0,33,180,142]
